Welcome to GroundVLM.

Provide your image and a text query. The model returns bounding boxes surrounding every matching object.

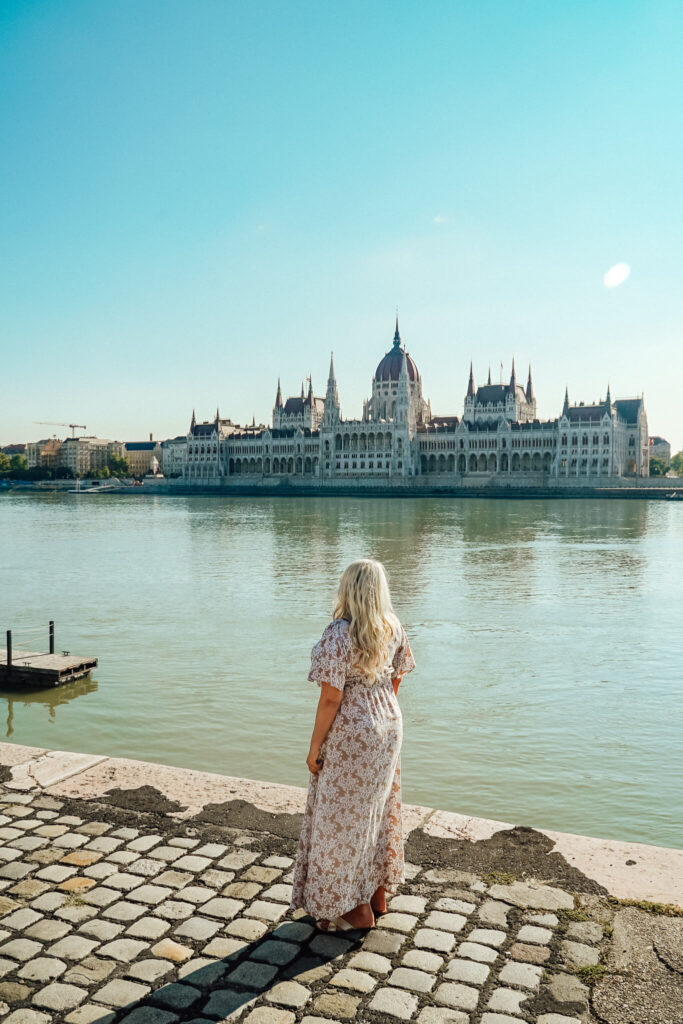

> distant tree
[649,457,668,477]
[108,454,130,477]
[10,455,28,473]
[671,451,683,476]
[0,452,11,474]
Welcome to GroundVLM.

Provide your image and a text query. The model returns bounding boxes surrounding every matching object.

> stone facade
[123,440,164,478]
[178,320,649,485]
[649,435,671,466]
[27,437,121,474]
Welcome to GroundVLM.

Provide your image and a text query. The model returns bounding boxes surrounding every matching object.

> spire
[190,408,196,430]
[397,344,413,425]
[605,384,612,417]
[275,378,282,409]
[563,386,569,416]
[324,351,340,423]
[300,380,305,399]
[398,348,409,385]
[327,352,337,393]
[487,366,492,385]
[526,364,534,403]
[509,358,517,393]
[215,406,220,423]
[467,362,475,398]
[307,376,313,403]
[393,312,401,347]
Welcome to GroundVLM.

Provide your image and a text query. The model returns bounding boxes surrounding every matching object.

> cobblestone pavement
[0,784,678,1024]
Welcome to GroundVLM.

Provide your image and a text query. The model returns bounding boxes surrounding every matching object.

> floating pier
[1,622,97,687]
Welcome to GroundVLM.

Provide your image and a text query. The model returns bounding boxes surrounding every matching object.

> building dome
[374,321,419,382]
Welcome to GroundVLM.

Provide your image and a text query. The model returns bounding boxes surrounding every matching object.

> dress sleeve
[392,626,416,677]
[308,622,349,691]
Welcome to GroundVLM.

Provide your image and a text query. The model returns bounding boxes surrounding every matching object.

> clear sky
[1,1,682,451]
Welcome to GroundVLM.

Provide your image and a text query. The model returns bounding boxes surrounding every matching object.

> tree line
[0,453,132,480]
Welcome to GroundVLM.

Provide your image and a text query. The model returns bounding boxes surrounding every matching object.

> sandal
[316,913,373,933]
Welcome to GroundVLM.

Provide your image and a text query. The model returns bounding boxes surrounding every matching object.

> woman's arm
[392,675,403,697]
[307,682,343,774]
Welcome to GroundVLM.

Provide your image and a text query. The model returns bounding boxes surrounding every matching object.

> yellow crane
[34,422,87,438]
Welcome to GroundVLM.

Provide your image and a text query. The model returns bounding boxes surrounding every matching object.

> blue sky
[1,0,682,450]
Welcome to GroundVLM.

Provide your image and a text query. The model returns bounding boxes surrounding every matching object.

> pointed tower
[394,312,401,346]
[487,367,492,385]
[273,378,283,430]
[467,362,475,397]
[604,384,612,417]
[307,377,314,403]
[396,346,411,424]
[300,381,305,400]
[215,407,220,423]
[323,352,341,426]
[190,408,196,432]
[509,358,517,393]
[526,366,534,403]
[563,386,570,417]
[463,362,476,422]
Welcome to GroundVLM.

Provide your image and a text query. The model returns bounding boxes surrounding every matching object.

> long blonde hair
[333,559,399,682]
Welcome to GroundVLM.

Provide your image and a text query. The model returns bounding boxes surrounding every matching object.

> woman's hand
[307,745,323,774]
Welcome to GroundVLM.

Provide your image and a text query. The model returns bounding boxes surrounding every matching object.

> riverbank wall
[5,475,683,500]
[2,743,680,906]
[0,742,681,1023]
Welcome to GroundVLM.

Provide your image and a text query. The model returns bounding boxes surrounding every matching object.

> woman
[290,558,416,931]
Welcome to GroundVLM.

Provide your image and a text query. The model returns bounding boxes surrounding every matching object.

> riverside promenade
[0,745,680,1024]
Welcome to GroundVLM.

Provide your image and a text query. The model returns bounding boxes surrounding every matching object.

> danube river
[1,492,681,849]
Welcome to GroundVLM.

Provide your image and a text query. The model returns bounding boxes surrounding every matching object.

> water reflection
[0,676,98,738]
[0,493,681,847]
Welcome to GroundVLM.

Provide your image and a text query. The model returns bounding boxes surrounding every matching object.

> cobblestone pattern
[0,787,612,1023]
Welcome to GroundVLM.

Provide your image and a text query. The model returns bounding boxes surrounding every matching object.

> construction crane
[34,422,87,438]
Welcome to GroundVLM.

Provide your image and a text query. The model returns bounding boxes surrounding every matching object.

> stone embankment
[0,743,680,1024]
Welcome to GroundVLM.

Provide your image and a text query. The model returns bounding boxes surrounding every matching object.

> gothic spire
[563,386,569,416]
[324,351,340,422]
[190,408,196,430]
[393,312,401,347]
[467,361,475,398]
[275,378,283,409]
[526,364,535,403]
[300,380,305,399]
[605,383,612,416]
[326,352,337,392]
[509,357,517,393]
[487,366,492,385]
[307,376,314,403]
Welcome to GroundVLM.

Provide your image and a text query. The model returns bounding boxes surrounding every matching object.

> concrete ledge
[1,741,680,906]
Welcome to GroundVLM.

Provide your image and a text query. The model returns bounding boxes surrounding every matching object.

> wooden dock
[0,648,98,687]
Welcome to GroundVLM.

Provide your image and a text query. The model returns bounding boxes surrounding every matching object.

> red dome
[375,328,419,382]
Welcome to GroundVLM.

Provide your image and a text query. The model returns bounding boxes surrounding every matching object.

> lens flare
[604,263,631,288]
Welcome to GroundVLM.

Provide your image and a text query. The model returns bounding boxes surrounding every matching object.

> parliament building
[174,318,649,485]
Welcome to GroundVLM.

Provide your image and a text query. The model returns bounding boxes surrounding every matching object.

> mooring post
[6,630,11,671]
[49,620,55,655]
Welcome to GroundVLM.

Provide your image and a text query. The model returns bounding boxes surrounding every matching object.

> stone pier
[0,744,680,1024]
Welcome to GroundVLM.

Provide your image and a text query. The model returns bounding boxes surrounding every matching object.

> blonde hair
[333,559,399,682]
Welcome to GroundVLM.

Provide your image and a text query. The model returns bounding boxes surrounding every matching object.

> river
[0,492,681,848]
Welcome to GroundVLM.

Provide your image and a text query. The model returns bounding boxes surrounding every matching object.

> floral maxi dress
[290,618,416,921]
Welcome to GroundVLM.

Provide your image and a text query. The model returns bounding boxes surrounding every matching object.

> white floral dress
[290,617,416,921]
